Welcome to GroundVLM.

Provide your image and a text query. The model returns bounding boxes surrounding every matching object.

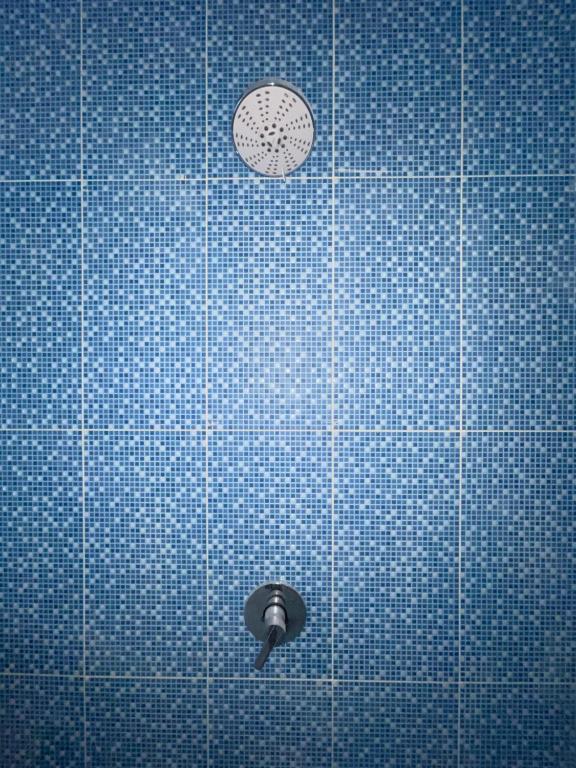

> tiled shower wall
[0,0,574,766]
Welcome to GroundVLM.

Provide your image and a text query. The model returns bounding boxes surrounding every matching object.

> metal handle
[253,590,287,670]
[254,624,284,670]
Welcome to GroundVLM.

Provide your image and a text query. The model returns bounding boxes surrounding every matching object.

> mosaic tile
[86,431,205,677]
[462,433,576,682]
[464,178,575,429]
[461,685,576,768]
[336,433,458,681]
[465,0,575,174]
[209,432,331,678]
[0,0,80,180]
[336,0,460,175]
[84,181,204,429]
[2,0,576,765]
[83,0,205,179]
[0,676,84,768]
[0,183,81,429]
[336,180,459,430]
[209,680,331,768]
[86,678,206,768]
[209,180,331,429]
[335,683,458,767]
[0,432,83,675]
[207,0,332,177]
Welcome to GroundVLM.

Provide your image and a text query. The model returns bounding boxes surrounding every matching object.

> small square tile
[0,676,84,768]
[209,181,331,429]
[336,180,460,430]
[209,680,331,768]
[0,0,80,180]
[0,432,83,675]
[83,0,205,179]
[464,0,575,174]
[464,178,575,429]
[209,432,331,678]
[461,685,576,768]
[335,683,458,767]
[336,0,461,175]
[84,182,204,429]
[86,679,206,768]
[86,432,205,677]
[462,433,576,682]
[207,0,332,177]
[335,433,458,681]
[0,183,81,429]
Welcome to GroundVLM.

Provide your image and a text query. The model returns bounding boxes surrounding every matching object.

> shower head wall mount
[232,79,315,178]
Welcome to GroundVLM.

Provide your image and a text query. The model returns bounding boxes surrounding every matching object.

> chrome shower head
[232,79,315,177]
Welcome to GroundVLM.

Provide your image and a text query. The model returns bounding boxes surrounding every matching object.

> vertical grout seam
[204,0,211,764]
[330,0,337,765]
[78,0,88,763]
[457,0,465,764]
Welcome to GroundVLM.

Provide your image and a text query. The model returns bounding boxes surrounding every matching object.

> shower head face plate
[232,80,315,177]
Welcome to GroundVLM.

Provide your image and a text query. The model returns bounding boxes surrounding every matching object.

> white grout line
[457,1,465,765]
[460,172,576,179]
[1,172,574,185]
[78,0,89,764]
[0,428,81,432]
[336,171,457,177]
[335,172,576,180]
[79,427,205,433]
[2,671,573,686]
[195,427,330,433]
[330,1,337,766]
[1,427,575,434]
[204,1,211,764]
[0,179,83,184]
[458,428,576,434]
[0,672,84,679]
[206,678,576,686]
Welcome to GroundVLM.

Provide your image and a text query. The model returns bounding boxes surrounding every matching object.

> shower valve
[244,583,306,671]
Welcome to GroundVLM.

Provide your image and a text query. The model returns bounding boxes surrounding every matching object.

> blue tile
[336,0,461,175]
[336,180,459,430]
[84,182,204,429]
[86,432,205,677]
[209,432,331,678]
[207,0,332,177]
[462,433,576,682]
[83,0,205,180]
[464,178,575,429]
[336,433,458,681]
[465,0,575,175]
[0,183,81,429]
[0,0,80,180]
[335,683,458,767]
[461,685,576,768]
[0,432,83,675]
[209,680,331,768]
[86,678,206,768]
[209,181,331,429]
[0,676,84,768]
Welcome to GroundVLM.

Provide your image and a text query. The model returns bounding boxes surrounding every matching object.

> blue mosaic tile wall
[0,0,574,766]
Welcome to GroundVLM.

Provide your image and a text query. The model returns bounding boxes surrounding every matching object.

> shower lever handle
[254,624,285,670]
[253,590,287,670]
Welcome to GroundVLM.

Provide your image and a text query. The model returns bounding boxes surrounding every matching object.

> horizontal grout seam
[1,427,574,435]
[0,173,574,184]
[1,672,575,686]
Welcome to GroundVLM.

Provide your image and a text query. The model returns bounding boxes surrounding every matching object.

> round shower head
[232,79,315,177]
